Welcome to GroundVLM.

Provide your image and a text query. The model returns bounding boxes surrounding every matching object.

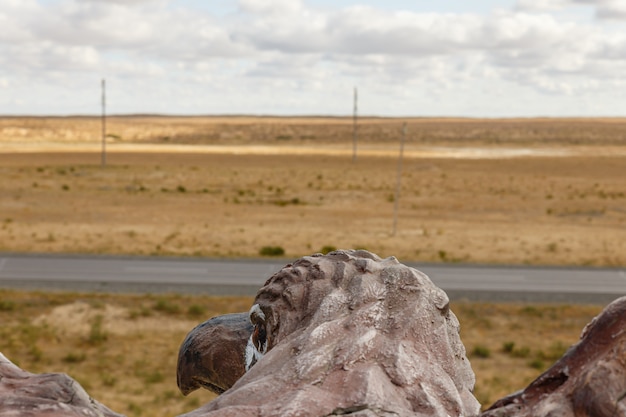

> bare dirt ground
[1,116,625,266]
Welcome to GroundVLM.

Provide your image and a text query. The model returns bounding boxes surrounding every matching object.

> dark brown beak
[176,312,253,395]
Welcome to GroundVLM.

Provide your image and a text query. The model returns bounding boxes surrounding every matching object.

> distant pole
[392,123,407,236]
[352,87,358,163]
[101,78,106,167]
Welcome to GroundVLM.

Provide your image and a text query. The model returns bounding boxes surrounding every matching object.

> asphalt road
[0,253,624,304]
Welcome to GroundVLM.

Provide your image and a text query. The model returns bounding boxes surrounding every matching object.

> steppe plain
[0,116,625,416]
[1,116,625,265]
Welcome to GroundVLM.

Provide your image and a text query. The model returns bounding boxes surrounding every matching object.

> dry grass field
[1,116,625,265]
[0,289,604,415]
[0,116,624,415]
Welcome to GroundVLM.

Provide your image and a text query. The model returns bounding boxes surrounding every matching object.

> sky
[1,0,626,117]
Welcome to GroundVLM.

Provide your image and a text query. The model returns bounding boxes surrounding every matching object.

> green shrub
[259,246,285,256]
[502,341,515,354]
[144,370,165,384]
[63,352,87,363]
[102,374,117,387]
[471,345,491,358]
[528,359,545,370]
[0,300,16,311]
[88,315,108,345]
[511,346,531,358]
[154,299,181,315]
[320,245,337,254]
[187,304,206,317]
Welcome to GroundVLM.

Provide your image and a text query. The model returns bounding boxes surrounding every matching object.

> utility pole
[392,122,407,237]
[101,78,106,167]
[352,87,358,163]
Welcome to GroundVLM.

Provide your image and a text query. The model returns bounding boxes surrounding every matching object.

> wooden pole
[101,79,106,168]
[392,123,407,236]
[352,87,358,163]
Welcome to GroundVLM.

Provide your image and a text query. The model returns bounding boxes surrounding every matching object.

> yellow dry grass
[1,149,625,265]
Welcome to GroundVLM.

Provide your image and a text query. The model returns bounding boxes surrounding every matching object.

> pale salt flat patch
[2,142,625,158]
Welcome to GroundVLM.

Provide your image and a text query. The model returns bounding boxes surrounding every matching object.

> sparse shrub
[187,304,206,317]
[471,345,491,358]
[61,184,70,191]
[528,358,545,370]
[539,340,569,361]
[186,397,201,408]
[29,345,43,362]
[320,245,337,254]
[273,197,302,206]
[259,246,285,256]
[102,374,117,387]
[129,306,152,319]
[63,352,86,363]
[127,402,143,416]
[88,315,108,345]
[511,346,531,358]
[154,299,181,315]
[519,306,543,318]
[502,341,515,354]
[144,370,165,384]
[177,185,186,193]
[0,300,16,311]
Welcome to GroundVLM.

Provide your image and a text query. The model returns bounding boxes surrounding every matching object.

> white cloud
[1,0,626,115]
[516,0,626,19]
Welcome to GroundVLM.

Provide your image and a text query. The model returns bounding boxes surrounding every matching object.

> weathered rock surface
[481,294,626,417]
[178,250,480,417]
[0,352,125,417]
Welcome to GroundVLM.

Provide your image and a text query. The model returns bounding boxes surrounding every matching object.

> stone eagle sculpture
[178,249,482,416]
[176,250,626,417]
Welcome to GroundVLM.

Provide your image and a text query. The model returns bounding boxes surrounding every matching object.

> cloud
[1,0,626,115]
[516,0,626,19]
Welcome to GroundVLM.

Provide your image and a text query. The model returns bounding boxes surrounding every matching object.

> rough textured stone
[178,250,480,417]
[480,295,626,417]
[0,352,125,417]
